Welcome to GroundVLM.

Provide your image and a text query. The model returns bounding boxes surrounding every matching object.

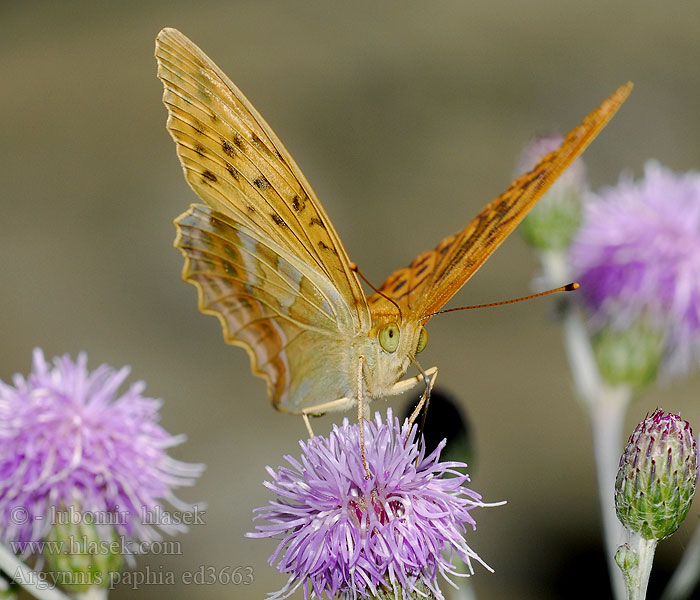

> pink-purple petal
[248,410,495,599]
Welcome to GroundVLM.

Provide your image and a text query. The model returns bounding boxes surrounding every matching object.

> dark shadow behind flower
[248,409,501,600]
[0,349,205,593]
[401,389,474,469]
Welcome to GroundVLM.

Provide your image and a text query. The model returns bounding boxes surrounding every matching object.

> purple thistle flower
[249,409,496,600]
[570,161,700,375]
[0,349,204,555]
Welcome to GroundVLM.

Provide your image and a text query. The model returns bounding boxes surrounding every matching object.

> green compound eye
[416,326,428,353]
[378,323,400,353]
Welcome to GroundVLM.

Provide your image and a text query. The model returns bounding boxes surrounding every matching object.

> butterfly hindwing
[175,204,357,410]
[369,82,633,321]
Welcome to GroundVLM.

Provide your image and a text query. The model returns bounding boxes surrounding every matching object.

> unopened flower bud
[517,135,588,250]
[615,410,698,540]
[592,321,664,390]
[43,513,123,592]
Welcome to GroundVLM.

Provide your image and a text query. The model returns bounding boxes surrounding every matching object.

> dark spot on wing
[251,132,264,148]
[254,176,271,190]
[225,162,239,180]
[439,242,451,255]
[192,119,204,135]
[318,241,338,255]
[413,253,431,268]
[309,217,325,229]
[222,262,238,277]
[224,245,239,261]
[292,195,306,212]
[222,139,236,157]
[392,279,407,293]
[247,205,256,213]
[415,263,429,277]
[194,143,206,157]
[271,214,287,228]
[233,134,245,149]
[202,170,218,183]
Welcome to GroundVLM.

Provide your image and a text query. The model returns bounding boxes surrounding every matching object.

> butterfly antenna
[350,263,404,323]
[420,282,579,321]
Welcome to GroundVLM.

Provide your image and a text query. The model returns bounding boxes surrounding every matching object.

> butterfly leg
[301,396,358,438]
[356,355,372,479]
[384,366,438,397]
[299,357,371,478]
[405,364,437,434]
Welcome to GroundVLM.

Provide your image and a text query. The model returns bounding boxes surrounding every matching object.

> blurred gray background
[2,2,699,599]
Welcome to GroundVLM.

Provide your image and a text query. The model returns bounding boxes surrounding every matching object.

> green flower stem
[541,248,631,600]
[620,534,657,600]
[563,305,632,600]
[0,544,70,600]
[660,522,700,600]
[589,382,632,600]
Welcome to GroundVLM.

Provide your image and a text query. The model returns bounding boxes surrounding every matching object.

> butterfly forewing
[156,28,369,331]
[157,28,372,410]
[369,82,633,321]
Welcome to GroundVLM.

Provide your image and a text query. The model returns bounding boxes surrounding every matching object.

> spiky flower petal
[0,349,204,559]
[249,410,497,600]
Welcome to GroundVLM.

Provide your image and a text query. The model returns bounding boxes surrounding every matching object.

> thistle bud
[516,135,588,250]
[615,410,698,540]
[592,321,664,390]
[43,512,123,592]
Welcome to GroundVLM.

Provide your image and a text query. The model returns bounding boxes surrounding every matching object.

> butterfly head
[362,316,428,397]
[373,317,428,358]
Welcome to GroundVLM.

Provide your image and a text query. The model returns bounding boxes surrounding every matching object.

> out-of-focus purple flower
[249,409,496,600]
[0,349,204,554]
[570,161,700,376]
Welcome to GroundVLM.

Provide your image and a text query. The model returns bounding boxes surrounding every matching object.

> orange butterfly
[156,28,631,454]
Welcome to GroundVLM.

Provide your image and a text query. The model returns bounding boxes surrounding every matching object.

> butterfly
[156,27,631,458]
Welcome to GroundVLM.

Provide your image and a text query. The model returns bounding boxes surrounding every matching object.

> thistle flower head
[0,349,204,553]
[249,410,496,600]
[615,409,698,540]
[570,161,700,378]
